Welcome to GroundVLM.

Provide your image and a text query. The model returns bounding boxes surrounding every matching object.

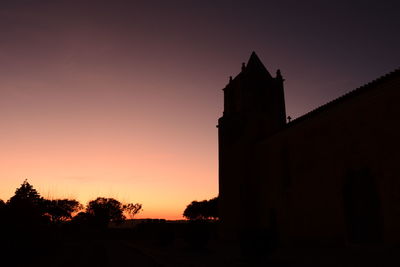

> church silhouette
[218,52,400,248]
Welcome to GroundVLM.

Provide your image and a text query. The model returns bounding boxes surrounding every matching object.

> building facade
[218,52,400,246]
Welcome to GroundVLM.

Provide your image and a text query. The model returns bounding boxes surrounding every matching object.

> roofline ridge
[287,67,400,126]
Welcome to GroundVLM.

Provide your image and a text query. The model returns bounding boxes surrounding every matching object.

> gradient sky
[0,0,399,219]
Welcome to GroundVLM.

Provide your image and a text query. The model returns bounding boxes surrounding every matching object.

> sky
[0,0,399,219]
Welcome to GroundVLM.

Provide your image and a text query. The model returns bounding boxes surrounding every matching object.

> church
[218,52,400,247]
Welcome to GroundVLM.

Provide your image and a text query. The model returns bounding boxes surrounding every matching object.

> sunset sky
[0,1,399,219]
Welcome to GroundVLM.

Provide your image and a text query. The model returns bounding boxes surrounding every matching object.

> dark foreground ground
[1,222,399,267]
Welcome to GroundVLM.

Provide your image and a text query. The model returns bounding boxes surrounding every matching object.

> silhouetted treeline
[183,197,219,220]
[0,180,142,229]
[0,181,221,266]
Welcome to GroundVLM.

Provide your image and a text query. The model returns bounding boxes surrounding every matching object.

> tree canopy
[6,180,47,225]
[123,203,143,219]
[183,197,218,221]
[86,197,126,227]
[8,179,42,206]
[0,180,142,229]
[44,199,82,223]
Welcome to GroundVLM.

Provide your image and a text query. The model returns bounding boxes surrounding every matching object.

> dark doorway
[343,168,383,243]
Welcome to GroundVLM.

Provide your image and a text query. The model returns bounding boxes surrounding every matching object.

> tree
[205,197,219,220]
[44,199,82,223]
[183,197,219,221]
[86,197,125,227]
[183,201,203,220]
[70,211,91,227]
[7,180,47,225]
[123,203,143,219]
[8,179,42,206]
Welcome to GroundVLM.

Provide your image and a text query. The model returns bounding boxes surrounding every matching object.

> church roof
[245,51,273,78]
[226,52,274,87]
[287,67,400,127]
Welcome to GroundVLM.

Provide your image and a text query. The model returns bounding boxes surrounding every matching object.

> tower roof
[245,51,273,78]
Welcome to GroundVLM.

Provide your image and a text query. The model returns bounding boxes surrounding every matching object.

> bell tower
[218,52,286,240]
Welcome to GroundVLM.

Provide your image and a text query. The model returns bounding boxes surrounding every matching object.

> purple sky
[0,0,399,218]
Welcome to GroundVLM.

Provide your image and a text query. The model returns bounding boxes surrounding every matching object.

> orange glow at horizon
[0,74,219,220]
[0,127,218,220]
